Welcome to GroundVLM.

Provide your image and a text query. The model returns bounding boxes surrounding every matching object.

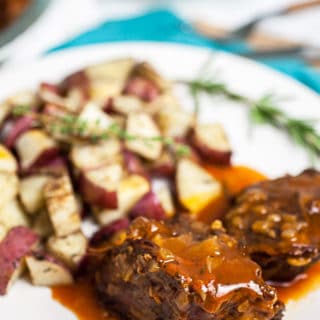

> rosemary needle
[183,78,320,160]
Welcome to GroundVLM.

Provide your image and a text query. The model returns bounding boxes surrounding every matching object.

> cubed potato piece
[0,172,18,208]
[20,175,50,214]
[130,62,170,92]
[126,113,162,160]
[71,138,122,170]
[0,144,18,173]
[32,210,53,239]
[157,108,194,138]
[155,186,175,218]
[44,175,81,237]
[149,93,181,113]
[147,150,175,178]
[7,90,38,109]
[47,232,87,270]
[0,223,7,242]
[80,164,123,209]
[112,95,144,115]
[78,102,115,136]
[94,174,150,225]
[86,58,134,82]
[26,254,73,287]
[176,159,222,214]
[0,226,38,295]
[0,103,11,126]
[89,80,123,102]
[15,129,58,170]
[0,199,29,230]
[191,123,232,165]
[0,91,37,127]
[130,191,166,220]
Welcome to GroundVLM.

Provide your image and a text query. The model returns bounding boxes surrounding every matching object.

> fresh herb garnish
[11,105,32,117]
[181,76,320,160]
[49,114,190,157]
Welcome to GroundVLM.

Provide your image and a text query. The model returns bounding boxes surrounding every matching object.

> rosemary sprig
[183,77,320,160]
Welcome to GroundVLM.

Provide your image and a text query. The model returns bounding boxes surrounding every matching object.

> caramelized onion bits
[95,216,284,320]
[123,77,160,102]
[130,191,166,221]
[89,218,130,246]
[225,169,320,282]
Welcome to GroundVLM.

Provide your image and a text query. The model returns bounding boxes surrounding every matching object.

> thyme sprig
[49,115,190,157]
[12,105,32,117]
[182,77,320,160]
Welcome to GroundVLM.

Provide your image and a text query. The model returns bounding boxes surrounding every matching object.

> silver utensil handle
[285,0,320,14]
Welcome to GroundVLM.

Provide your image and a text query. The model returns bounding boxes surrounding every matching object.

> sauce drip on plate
[275,262,320,303]
[52,280,116,320]
[51,165,320,319]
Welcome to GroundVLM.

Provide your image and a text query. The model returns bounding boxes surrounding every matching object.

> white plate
[0,42,319,319]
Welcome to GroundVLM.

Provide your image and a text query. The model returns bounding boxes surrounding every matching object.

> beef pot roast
[224,169,320,282]
[94,216,283,320]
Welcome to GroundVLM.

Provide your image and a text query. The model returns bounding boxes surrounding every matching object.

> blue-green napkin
[49,9,320,93]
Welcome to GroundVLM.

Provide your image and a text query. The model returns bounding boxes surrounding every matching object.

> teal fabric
[49,9,320,93]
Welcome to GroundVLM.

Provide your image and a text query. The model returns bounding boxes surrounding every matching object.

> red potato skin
[0,227,39,295]
[1,115,36,148]
[123,77,160,102]
[40,82,60,95]
[148,156,175,178]
[123,150,150,181]
[43,103,68,117]
[130,191,166,221]
[32,251,69,269]
[190,135,232,166]
[20,148,62,175]
[102,98,115,114]
[77,218,130,276]
[89,218,130,246]
[24,156,68,176]
[59,71,90,98]
[79,172,118,209]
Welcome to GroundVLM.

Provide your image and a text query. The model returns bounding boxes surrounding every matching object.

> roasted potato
[0,226,38,295]
[94,174,150,225]
[15,129,59,171]
[80,164,123,209]
[0,199,29,231]
[19,175,50,214]
[44,175,81,237]
[125,112,162,160]
[176,158,223,214]
[191,123,232,165]
[47,231,87,270]
[26,254,73,286]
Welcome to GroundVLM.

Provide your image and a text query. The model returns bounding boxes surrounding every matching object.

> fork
[194,0,320,42]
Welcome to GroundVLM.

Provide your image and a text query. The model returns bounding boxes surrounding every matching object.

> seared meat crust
[95,216,284,320]
[225,169,320,281]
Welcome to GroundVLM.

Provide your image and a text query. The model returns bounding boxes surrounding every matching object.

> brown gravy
[51,165,320,319]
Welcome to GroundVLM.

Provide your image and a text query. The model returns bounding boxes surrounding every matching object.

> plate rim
[1,41,319,102]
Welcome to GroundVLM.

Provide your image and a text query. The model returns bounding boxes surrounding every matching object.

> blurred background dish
[0,0,50,49]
